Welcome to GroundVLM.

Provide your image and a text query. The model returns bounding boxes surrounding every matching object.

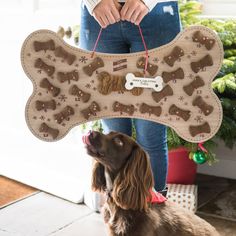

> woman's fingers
[120,4,129,21]
[101,15,110,27]
[92,0,148,27]
[112,9,121,22]
[93,0,121,28]
[106,11,117,24]
[121,0,149,24]
[130,10,140,24]
[134,11,148,25]
[97,16,107,28]
[111,6,121,22]
[123,7,135,22]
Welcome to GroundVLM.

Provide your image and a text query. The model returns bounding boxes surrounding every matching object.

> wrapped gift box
[167,184,198,212]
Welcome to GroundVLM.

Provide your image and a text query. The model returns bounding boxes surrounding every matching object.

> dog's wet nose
[90,131,99,139]
[82,131,101,146]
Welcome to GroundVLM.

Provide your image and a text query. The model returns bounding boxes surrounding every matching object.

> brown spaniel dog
[83,131,219,236]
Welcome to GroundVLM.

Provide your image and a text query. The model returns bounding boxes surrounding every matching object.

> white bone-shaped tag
[125,73,163,92]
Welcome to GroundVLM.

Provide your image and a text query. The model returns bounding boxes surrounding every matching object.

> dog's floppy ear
[113,146,154,211]
[91,161,106,192]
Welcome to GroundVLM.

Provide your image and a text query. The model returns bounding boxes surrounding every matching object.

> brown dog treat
[191,55,213,73]
[39,78,60,97]
[54,46,76,65]
[33,39,55,52]
[81,101,101,120]
[57,70,79,84]
[35,99,56,111]
[164,46,184,67]
[152,85,173,103]
[189,122,211,137]
[130,87,144,96]
[139,103,162,117]
[192,31,216,50]
[169,104,191,121]
[192,96,214,116]
[39,122,59,139]
[83,57,104,76]
[162,68,185,83]
[136,57,158,76]
[69,85,91,103]
[34,58,55,76]
[130,72,144,96]
[113,101,135,116]
[183,76,205,96]
[54,106,74,124]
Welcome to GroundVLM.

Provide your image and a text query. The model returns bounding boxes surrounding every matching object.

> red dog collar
[148,189,167,204]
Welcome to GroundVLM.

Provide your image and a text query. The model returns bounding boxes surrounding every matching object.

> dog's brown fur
[85,131,220,236]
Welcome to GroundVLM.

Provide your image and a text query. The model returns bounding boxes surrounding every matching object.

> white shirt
[83,0,177,15]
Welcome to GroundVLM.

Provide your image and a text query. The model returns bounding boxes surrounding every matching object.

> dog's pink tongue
[82,132,91,145]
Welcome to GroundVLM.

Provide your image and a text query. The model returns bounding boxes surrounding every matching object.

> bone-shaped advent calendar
[21,26,223,142]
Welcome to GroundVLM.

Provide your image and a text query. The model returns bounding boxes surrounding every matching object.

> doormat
[198,183,236,221]
[0,176,38,208]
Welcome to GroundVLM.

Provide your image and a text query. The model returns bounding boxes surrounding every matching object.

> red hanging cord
[137,24,148,77]
[91,27,103,58]
[91,24,149,76]
[198,142,208,153]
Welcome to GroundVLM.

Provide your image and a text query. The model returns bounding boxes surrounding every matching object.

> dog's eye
[113,137,124,147]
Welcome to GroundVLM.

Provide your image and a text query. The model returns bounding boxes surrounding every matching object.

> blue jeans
[79,1,181,191]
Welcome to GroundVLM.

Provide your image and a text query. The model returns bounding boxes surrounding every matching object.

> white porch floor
[0,192,106,236]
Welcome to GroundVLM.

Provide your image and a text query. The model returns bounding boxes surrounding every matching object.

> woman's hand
[93,0,122,28]
[120,0,149,25]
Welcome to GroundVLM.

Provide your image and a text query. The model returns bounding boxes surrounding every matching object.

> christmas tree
[167,1,236,164]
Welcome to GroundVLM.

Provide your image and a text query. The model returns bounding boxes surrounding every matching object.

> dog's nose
[82,131,102,146]
[90,131,99,140]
